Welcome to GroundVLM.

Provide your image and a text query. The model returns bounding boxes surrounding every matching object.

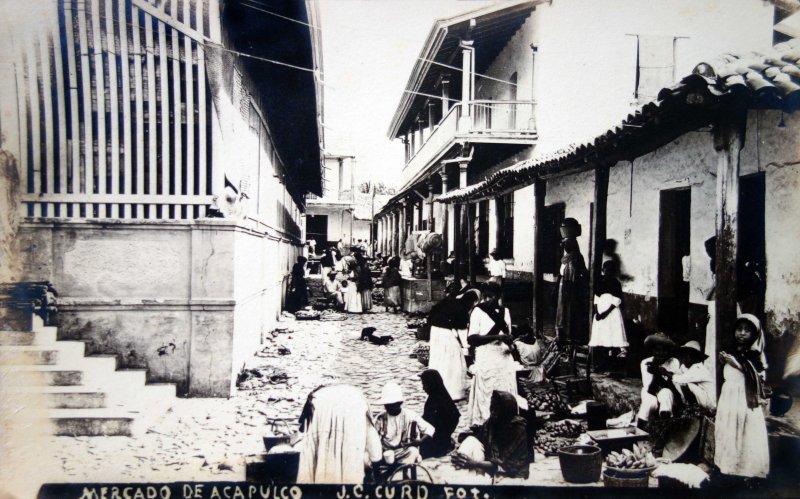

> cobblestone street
[46,311,450,483]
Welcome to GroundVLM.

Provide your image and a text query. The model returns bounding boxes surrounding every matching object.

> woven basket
[557,445,603,483]
[602,465,654,488]
[416,345,430,366]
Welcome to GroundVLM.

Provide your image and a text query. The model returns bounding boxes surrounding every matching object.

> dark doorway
[477,200,490,259]
[306,215,328,255]
[738,173,766,317]
[541,202,566,327]
[658,188,691,335]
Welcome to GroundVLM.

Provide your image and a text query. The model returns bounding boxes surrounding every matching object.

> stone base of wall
[17,218,297,397]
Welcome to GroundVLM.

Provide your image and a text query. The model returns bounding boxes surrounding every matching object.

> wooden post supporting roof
[532,179,546,336]
[713,107,746,395]
[589,164,611,322]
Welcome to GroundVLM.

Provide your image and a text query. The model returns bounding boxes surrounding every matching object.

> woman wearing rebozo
[296,384,382,484]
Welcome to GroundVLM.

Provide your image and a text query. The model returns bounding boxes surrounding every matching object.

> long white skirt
[714,364,769,477]
[428,326,467,400]
[344,286,362,313]
[468,342,519,426]
[589,294,628,347]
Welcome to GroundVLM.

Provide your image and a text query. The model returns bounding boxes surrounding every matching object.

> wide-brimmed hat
[644,332,677,350]
[678,340,708,362]
[378,382,404,405]
[489,248,500,256]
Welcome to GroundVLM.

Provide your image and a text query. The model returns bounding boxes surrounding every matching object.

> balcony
[401,100,537,188]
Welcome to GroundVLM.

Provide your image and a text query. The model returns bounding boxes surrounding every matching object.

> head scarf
[726,314,768,409]
[296,384,374,484]
[420,369,460,434]
[479,391,529,478]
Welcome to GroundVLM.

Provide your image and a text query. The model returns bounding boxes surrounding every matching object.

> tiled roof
[437,41,800,203]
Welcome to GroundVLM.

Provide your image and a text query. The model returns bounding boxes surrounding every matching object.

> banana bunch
[545,419,584,438]
[605,443,657,469]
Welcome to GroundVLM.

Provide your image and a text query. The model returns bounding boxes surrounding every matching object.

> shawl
[420,369,460,438]
[478,391,529,478]
[297,384,373,484]
[725,314,768,409]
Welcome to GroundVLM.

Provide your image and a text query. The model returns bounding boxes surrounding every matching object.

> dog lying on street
[360,327,394,345]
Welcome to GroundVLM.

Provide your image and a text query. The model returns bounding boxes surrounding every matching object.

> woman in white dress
[467,282,521,426]
[342,276,363,313]
[714,313,769,479]
[427,290,480,401]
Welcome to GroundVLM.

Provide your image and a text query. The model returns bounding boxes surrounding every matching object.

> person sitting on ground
[296,384,382,484]
[381,257,403,313]
[671,340,716,414]
[512,323,547,383]
[452,390,529,479]
[374,382,435,465]
[637,332,682,427]
[322,272,344,310]
[419,370,461,459]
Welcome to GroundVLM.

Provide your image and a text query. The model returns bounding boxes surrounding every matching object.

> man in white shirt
[374,383,435,464]
[637,333,682,425]
[671,341,716,413]
[488,249,507,286]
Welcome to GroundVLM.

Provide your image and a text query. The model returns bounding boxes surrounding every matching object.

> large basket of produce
[534,431,575,457]
[602,443,656,488]
[557,445,603,483]
[294,310,321,320]
[544,419,584,439]
[526,387,570,417]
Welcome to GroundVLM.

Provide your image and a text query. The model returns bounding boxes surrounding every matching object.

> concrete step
[0,331,35,346]
[41,386,107,409]
[0,347,60,365]
[49,409,136,437]
[1,367,85,386]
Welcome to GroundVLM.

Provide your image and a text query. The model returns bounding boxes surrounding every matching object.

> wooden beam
[21,193,213,204]
[105,0,121,215]
[39,30,55,198]
[531,179,545,335]
[90,0,107,201]
[144,12,157,216]
[713,108,746,393]
[26,38,42,216]
[184,0,196,205]
[119,0,133,216]
[196,0,207,202]
[468,202,476,285]
[132,6,146,216]
[170,0,182,203]
[589,165,610,312]
[158,15,171,216]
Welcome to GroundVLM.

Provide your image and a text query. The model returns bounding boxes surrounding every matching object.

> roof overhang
[436,40,800,204]
[387,0,539,139]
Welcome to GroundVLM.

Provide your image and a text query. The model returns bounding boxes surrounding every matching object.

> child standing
[589,261,628,372]
[714,313,769,480]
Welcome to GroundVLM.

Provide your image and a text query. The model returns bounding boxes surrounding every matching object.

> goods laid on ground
[319,311,346,321]
[545,419,584,438]
[407,318,426,329]
[527,389,570,414]
[534,431,575,456]
[294,310,321,320]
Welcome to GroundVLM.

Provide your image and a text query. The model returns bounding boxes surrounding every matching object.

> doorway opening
[658,188,691,335]
[738,173,766,317]
[306,215,328,255]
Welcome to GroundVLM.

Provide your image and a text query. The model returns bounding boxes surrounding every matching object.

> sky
[318,0,496,188]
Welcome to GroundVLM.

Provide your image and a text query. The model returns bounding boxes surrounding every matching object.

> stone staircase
[0,316,176,437]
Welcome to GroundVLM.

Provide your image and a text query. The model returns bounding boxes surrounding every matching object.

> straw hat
[643,332,677,349]
[678,340,708,363]
[378,382,404,405]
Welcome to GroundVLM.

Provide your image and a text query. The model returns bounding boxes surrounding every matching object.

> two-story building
[375,0,775,319]
[0,0,324,397]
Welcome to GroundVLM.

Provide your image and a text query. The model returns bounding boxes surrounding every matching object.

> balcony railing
[401,100,536,187]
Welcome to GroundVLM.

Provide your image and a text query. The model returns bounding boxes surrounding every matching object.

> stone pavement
[42,310,593,487]
[43,310,446,483]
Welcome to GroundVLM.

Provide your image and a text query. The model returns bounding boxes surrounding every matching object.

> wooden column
[441,76,450,114]
[714,108,746,392]
[460,40,475,121]
[454,203,463,282]
[440,168,449,253]
[532,179,546,336]
[399,201,407,253]
[427,177,435,232]
[468,202,476,285]
[589,164,611,316]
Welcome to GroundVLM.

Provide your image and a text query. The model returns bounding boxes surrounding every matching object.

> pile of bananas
[528,390,569,413]
[534,431,574,456]
[544,419,584,438]
[605,443,657,469]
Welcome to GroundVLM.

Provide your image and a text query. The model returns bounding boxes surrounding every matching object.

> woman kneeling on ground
[452,390,529,479]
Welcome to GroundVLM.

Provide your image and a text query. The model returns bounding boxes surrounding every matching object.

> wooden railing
[401,100,537,186]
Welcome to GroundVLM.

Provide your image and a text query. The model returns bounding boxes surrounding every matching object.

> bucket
[557,445,602,483]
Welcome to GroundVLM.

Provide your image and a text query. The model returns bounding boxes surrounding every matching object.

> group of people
[294,374,529,484]
[319,247,375,314]
[636,314,770,481]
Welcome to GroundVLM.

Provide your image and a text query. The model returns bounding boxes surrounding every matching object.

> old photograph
[1,0,799,497]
